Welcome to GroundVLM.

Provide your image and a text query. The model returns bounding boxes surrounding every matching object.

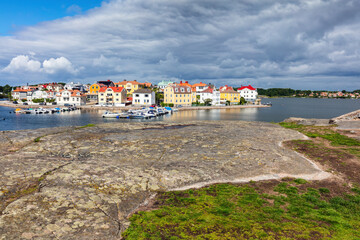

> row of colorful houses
[11,80,258,106]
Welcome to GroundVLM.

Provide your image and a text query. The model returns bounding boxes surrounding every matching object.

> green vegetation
[279,122,360,147]
[77,123,95,129]
[123,182,360,239]
[34,136,42,142]
[0,84,13,98]
[161,103,174,107]
[257,88,359,98]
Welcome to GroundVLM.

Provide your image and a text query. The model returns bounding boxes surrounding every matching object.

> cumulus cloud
[2,55,79,75]
[43,57,78,74]
[0,0,360,89]
[2,55,41,73]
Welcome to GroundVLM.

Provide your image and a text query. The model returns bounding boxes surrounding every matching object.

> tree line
[0,85,13,98]
[257,88,359,97]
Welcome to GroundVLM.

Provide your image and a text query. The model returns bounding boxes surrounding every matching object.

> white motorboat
[102,111,120,118]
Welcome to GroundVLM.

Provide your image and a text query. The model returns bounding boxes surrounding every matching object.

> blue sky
[0,0,359,91]
[0,0,105,35]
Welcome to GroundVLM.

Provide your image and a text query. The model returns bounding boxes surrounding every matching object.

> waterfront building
[164,84,192,107]
[178,81,197,103]
[192,82,208,93]
[64,82,87,92]
[157,80,174,92]
[98,87,127,106]
[219,85,240,104]
[88,81,114,101]
[237,85,258,102]
[199,87,221,106]
[132,89,155,106]
[11,88,32,100]
[46,83,64,92]
[27,90,56,102]
[56,90,86,106]
[115,80,148,94]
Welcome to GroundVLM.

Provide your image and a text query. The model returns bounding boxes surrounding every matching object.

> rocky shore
[0,121,328,239]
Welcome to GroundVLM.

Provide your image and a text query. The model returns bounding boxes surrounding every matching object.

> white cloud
[43,57,78,74]
[2,55,41,73]
[2,55,79,75]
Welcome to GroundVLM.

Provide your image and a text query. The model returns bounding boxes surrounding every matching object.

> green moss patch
[123,182,360,239]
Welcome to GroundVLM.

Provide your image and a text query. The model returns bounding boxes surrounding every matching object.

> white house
[46,83,64,92]
[132,89,155,106]
[56,90,86,106]
[64,82,86,92]
[27,90,56,102]
[199,87,221,106]
[237,85,258,102]
[11,88,31,100]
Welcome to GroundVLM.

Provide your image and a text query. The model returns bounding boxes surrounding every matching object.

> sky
[0,0,359,91]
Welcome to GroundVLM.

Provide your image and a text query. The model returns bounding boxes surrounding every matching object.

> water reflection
[1,98,359,131]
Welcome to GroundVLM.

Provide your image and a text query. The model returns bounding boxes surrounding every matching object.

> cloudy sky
[0,0,359,90]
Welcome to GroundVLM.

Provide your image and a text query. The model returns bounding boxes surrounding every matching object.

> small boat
[164,107,172,114]
[102,111,120,118]
[14,108,24,113]
[263,103,272,106]
[145,109,157,118]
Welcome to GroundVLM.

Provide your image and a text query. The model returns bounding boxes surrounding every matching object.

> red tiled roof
[219,85,234,92]
[238,85,256,91]
[201,88,213,93]
[99,87,125,93]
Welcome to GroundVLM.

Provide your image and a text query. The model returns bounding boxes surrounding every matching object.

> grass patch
[76,123,95,129]
[122,182,360,239]
[34,136,42,142]
[279,122,360,147]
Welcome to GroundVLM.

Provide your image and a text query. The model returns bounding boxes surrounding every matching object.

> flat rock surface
[0,121,327,239]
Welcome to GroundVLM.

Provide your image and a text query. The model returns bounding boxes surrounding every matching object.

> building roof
[133,89,153,94]
[219,85,237,93]
[192,82,207,87]
[238,85,256,91]
[201,87,214,93]
[116,80,142,85]
[97,80,114,87]
[99,87,125,93]
[221,89,238,93]
[178,81,192,88]
[158,80,174,86]
[12,88,33,92]
[168,84,192,94]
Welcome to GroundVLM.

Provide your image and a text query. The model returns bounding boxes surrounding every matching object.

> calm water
[0,98,359,131]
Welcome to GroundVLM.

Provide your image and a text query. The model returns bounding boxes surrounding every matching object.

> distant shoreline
[0,101,270,111]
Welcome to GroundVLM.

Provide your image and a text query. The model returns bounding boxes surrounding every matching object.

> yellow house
[164,84,192,106]
[219,85,240,104]
[98,87,127,106]
[89,83,102,94]
[115,80,143,94]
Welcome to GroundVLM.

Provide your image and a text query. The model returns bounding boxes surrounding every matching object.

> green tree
[240,97,246,105]
[204,98,212,106]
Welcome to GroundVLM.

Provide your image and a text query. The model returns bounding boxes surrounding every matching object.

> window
[175,88,178,92]
[101,98,104,101]
[101,93,104,96]
[181,88,184,92]
[180,100,182,102]
[135,94,139,97]
[145,94,148,97]
[116,99,119,101]
[116,94,119,96]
